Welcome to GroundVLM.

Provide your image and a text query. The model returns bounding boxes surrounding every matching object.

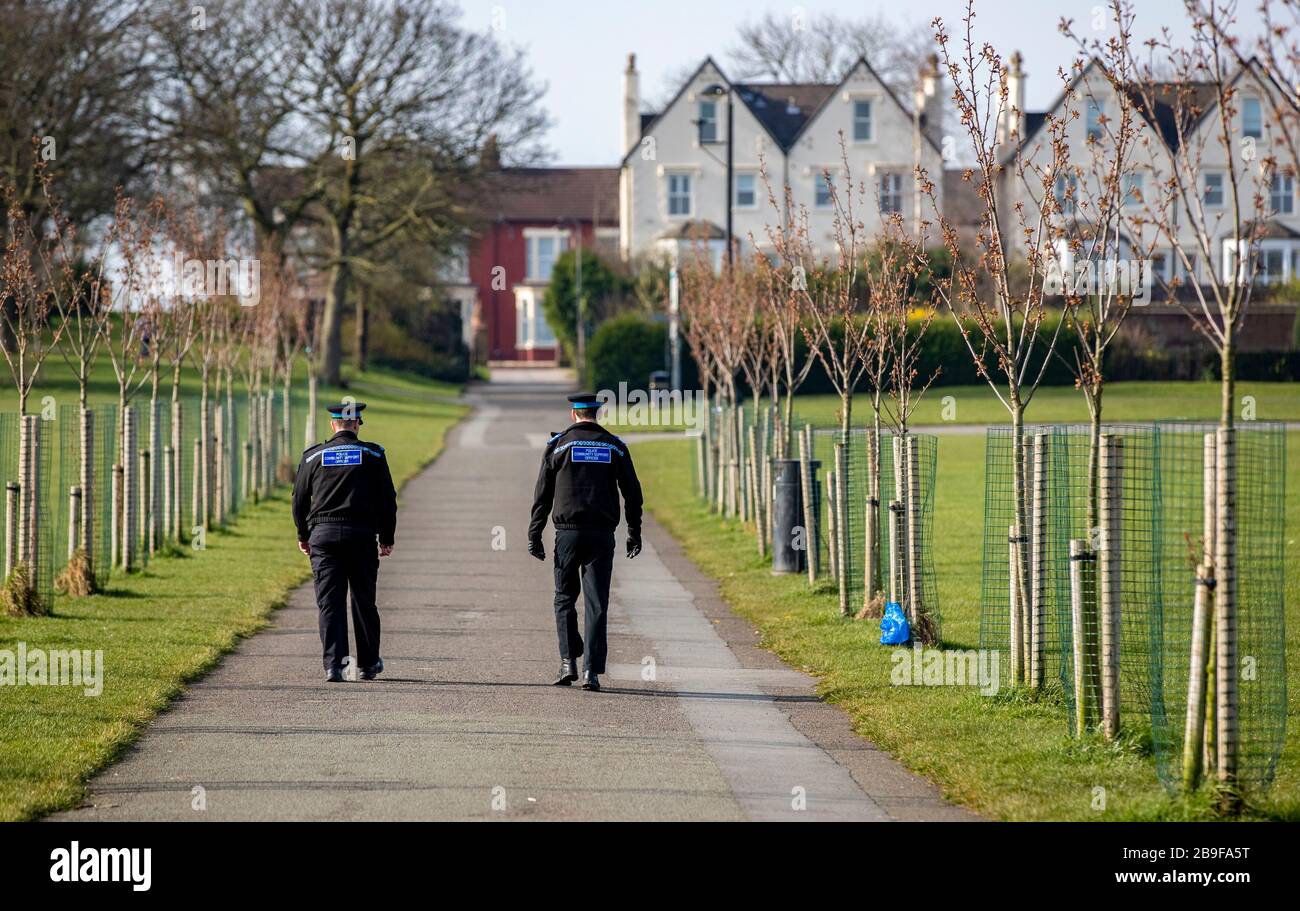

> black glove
[626,533,642,559]
[528,538,546,561]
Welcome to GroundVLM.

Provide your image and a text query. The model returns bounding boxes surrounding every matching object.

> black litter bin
[771,458,819,574]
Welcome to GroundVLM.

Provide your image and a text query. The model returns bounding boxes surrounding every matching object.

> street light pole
[702,84,734,267]
[669,261,681,390]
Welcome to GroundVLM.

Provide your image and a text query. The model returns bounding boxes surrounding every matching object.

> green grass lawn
[634,382,1300,820]
[0,367,466,821]
[605,381,1300,434]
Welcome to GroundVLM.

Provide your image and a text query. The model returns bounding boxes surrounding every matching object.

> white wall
[621,58,947,263]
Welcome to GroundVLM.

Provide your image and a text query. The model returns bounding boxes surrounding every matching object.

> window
[878,172,903,214]
[1054,173,1077,217]
[1150,252,1169,284]
[734,172,757,209]
[1086,99,1105,141]
[1242,97,1263,139]
[1259,247,1285,284]
[1270,172,1294,214]
[1203,172,1224,207]
[667,172,693,216]
[814,172,833,208]
[698,100,718,144]
[525,233,567,282]
[516,289,559,350]
[853,100,873,142]
[1121,172,1144,208]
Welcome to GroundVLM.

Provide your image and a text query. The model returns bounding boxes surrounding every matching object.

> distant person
[528,392,643,692]
[292,402,397,683]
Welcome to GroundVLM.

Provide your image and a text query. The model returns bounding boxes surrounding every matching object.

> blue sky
[459,0,1224,165]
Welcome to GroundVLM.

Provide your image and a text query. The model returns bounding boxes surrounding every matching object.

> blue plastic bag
[879,602,911,645]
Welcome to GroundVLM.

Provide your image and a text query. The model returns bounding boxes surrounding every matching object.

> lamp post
[701,83,734,266]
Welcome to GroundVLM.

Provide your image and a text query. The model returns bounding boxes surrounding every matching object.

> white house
[998,53,1300,288]
[618,53,948,264]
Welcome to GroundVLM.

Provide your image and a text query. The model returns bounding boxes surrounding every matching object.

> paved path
[54,372,972,822]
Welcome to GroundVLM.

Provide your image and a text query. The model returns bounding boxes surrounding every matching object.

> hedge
[585,311,1300,397]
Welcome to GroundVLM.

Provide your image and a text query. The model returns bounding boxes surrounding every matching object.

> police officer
[528,393,643,692]
[292,402,398,683]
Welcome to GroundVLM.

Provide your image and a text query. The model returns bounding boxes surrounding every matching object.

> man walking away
[293,402,398,683]
[528,392,643,692]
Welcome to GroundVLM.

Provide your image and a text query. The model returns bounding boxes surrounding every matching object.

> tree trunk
[79,407,94,567]
[320,256,349,386]
[1009,399,1031,685]
[354,283,370,372]
[1214,339,1239,810]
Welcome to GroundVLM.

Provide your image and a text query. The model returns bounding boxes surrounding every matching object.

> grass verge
[0,369,465,821]
[635,428,1298,820]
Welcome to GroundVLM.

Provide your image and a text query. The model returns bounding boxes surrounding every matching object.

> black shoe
[581,671,601,692]
[325,666,344,683]
[553,659,579,686]
[361,658,384,681]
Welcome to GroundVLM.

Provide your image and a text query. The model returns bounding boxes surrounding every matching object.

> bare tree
[1080,0,1274,809]
[729,9,933,91]
[0,170,78,611]
[770,141,878,615]
[927,6,1072,685]
[0,0,155,234]
[757,169,817,460]
[278,0,548,385]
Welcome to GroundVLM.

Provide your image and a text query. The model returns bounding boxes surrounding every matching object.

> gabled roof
[781,56,944,156]
[624,54,942,164]
[1118,81,1217,151]
[1009,56,1261,161]
[733,82,837,150]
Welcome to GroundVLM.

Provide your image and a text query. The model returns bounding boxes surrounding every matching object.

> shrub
[586,314,667,393]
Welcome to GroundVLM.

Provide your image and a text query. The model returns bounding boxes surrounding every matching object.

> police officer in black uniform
[293,402,398,683]
[529,393,643,692]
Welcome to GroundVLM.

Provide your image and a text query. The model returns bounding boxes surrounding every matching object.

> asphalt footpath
[53,369,974,822]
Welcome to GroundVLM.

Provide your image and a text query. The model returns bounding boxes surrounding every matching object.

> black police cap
[568,393,602,411]
[326,402,366,423]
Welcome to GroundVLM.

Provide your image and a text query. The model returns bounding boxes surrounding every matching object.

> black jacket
[529,420,643,540]
[292,430,398,545]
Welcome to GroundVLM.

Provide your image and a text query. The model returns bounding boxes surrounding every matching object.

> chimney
[918,52,944,146]
[623,53,640,156]
[999,51,1027,147]
[481,133,501,170]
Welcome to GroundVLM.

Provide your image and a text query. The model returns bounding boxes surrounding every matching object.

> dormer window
[1243,97,1263,139]
[853,100,873,142]
[698,100,718,144]
[1086,99,1105,141]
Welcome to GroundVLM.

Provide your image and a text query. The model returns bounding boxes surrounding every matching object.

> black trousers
[552,528,615,674]
[309,524,381,672]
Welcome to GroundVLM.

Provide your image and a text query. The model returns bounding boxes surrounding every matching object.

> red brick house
[443,162,620,365]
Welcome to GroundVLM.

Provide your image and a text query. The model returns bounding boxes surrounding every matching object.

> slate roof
[733,83,838,150]
[477,167,620,224]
